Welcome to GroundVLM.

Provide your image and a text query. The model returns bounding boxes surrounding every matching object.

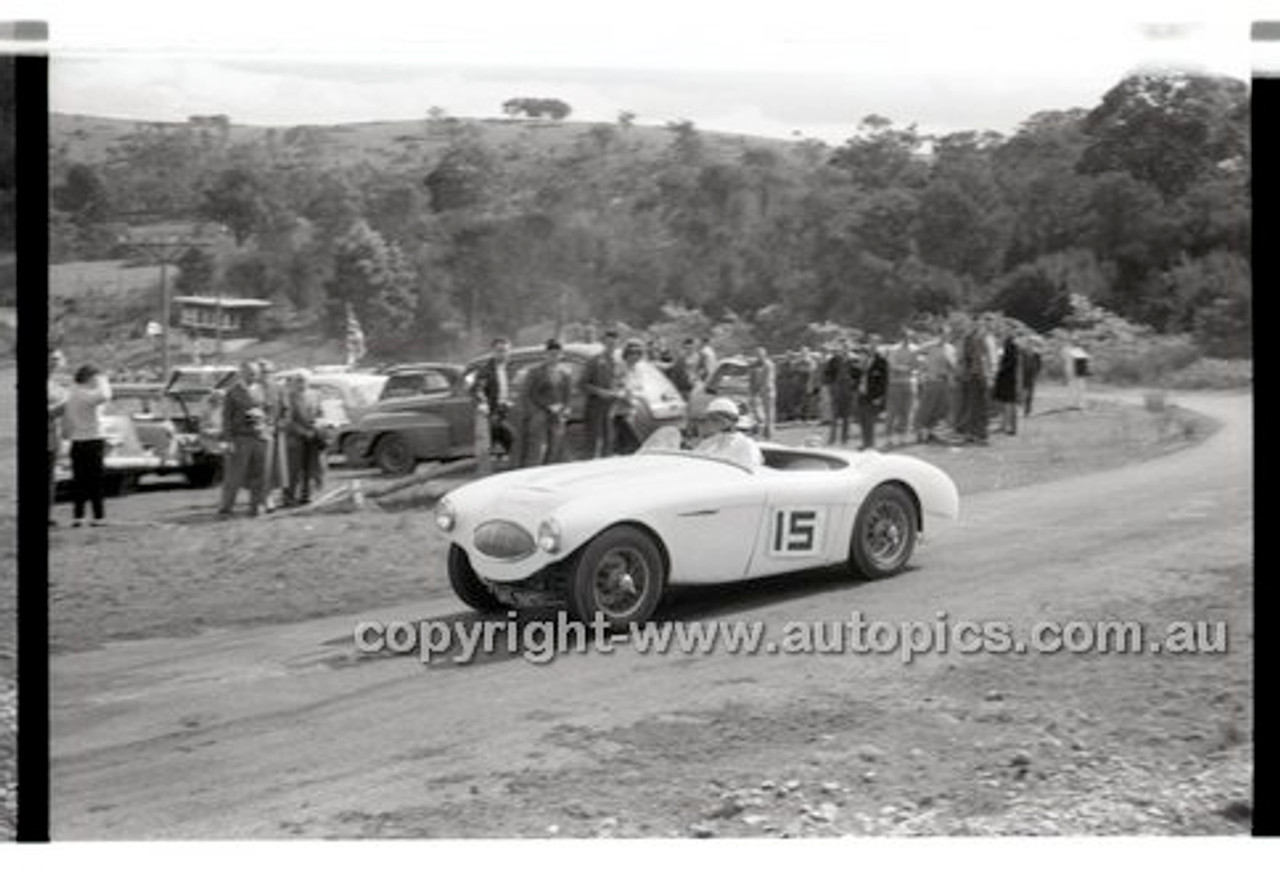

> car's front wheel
[568,525,666,630]
[848,483,917,578]
[373,433,415,476]
[447,544,505,612]
[340,434,368,468]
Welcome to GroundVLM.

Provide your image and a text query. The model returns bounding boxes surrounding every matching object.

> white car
[434,442,959,627]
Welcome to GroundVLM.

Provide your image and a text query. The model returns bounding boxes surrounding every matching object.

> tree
[829,116,928,191]
[199,167,270,246]
[174,246,215,296]
[986,263,1072,332]
[52,163,111,224]
[501,97,572,121]
[1077,72,1248,200]
[326,220,418,355]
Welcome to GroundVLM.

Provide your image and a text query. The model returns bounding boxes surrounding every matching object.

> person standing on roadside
[218,360,270,517]
[884,328,920,448]
[993,334,1022,435]
[667,337,699,400]
[697,337,718,385]
[854,336,888,451]
[914,333,954,444]
[256,360,287,510]
[47,348,69,527]
[957,319,989,445]
[62,364,113,526]
[748,345,777,440]
[823,339,856,446]
[796,345,820,422]
[520,339,573,466]
[283,373,324,506]
[471,337,517,463]
[612,338,648,455]
[1021,337,1043,417]
[582,329,622,458]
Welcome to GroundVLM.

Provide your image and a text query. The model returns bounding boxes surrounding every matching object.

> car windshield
[317,375,387,407]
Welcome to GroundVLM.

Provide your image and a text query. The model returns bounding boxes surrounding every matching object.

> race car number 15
[770,507,825,556]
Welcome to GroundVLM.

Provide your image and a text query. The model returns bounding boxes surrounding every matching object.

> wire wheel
[569,526,666,629]
[848,483,917,578]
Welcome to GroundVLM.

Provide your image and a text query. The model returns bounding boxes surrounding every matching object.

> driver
[694,397,763,469]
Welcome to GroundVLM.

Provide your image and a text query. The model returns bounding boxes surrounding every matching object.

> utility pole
[119,227,219,378]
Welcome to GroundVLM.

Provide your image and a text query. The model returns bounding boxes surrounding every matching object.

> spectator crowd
[47,313,1086,523]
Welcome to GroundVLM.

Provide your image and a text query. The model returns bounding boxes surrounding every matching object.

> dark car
[343,363,474,474]
[346,344,688,475]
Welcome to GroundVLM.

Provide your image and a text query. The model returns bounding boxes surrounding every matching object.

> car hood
[447,452,753,520]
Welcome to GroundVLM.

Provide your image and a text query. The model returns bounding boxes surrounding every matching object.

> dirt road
[49,392,1252,838]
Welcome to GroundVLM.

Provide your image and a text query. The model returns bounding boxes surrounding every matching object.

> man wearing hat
[520,339,573,467]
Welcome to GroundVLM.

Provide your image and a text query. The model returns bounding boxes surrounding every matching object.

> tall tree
[1077,72,1248,200]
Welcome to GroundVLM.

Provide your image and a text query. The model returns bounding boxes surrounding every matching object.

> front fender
[354,411,453,458]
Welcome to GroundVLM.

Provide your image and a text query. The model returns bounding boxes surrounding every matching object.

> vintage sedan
[347,344,687,475]
[434,440,959,627]
[55,372,232,495]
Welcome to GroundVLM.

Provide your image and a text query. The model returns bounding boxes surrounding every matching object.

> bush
[1162,358,1252,390]
[1045,293,1202,385]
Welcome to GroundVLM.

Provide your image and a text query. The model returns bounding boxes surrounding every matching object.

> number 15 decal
[770,507,825,556]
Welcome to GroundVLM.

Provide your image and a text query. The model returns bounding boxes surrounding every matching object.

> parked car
[687,357,760,434]
[55,371,233,495]
[276,368,389,461]
[343,362,473,473]
[435,439,960,627]
[345,343,688,475]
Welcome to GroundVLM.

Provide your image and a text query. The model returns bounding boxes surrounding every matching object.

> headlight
[537,518,562,554]
[434,498,457,532]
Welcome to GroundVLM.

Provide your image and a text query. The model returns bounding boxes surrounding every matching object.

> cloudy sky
[20,0,1257,143]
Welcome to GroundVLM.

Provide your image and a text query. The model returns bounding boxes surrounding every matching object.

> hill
[51,112,790,170]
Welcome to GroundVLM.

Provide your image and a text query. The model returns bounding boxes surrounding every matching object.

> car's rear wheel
[568,525,665,630]
[447,544,505,612]
[374,433,415,476]
[848,483,917,578]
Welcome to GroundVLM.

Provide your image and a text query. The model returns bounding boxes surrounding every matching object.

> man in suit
[471,337,516,461]
[219,360,270,516]
[854,336,889,451]
[823,339,856,446]
[520,339,573,467]
[581,330,622,458]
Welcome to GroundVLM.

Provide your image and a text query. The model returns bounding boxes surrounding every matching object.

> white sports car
[434,442,960,627]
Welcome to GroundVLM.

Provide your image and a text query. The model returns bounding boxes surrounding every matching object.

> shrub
[1162,358,1252,390]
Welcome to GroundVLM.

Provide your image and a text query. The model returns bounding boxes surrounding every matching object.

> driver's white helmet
[705,397,740,419]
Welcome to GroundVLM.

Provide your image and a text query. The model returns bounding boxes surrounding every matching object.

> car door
[745,468,853,578]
